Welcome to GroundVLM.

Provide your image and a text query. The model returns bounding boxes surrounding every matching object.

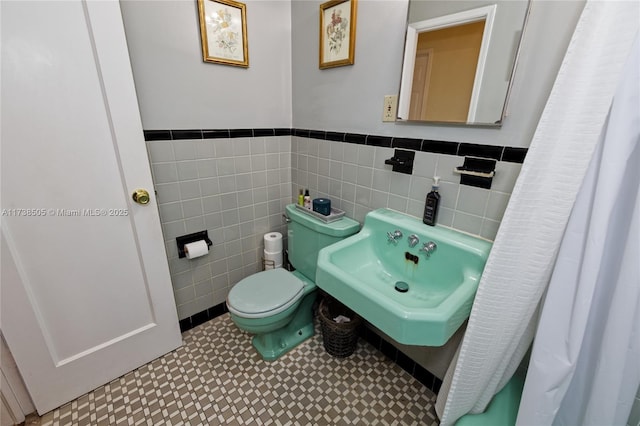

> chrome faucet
[407,234,419,248]
[387,230,403,243]
[420,241,437,257]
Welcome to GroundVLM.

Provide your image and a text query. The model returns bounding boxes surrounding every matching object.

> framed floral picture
[319,0,357,69]
[197,0,249,67]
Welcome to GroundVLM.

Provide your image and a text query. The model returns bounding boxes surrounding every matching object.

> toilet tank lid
[227,268,304,316]
[286,204,360,237]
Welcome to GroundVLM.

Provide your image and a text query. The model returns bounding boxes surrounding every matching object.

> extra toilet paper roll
[264,232,283,253]
[263,249,283,268]
[184,240,209,259]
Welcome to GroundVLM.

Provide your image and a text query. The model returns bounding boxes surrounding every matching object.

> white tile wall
[147,136,291,320]
[147,133,522,319]
[291,136,521,241]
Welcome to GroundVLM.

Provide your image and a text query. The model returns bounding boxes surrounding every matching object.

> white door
[409,49,433,121]
[1,0,182,414]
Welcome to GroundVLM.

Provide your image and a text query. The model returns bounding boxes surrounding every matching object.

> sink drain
[395,281,409,293]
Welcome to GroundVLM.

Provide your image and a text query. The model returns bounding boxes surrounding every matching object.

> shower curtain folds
[517,36,640,426]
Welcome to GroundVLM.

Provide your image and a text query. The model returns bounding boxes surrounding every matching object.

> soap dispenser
[423,176,441,226]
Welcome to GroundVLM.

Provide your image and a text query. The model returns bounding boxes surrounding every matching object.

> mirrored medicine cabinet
[397,0,531,126]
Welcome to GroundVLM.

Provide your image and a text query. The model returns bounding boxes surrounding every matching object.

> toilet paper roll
[184,240,209,259]
[264,232,283,253]
[263,249,283,267]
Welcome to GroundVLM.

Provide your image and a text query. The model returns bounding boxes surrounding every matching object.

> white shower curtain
[516,35,640,426]
[435,1,640,424]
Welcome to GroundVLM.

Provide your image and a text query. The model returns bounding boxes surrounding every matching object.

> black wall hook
[384,149,415,175]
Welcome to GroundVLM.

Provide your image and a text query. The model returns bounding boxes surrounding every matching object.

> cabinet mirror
[397,1,530,126]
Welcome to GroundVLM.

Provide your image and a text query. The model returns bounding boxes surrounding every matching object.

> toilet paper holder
[176,231,213,259]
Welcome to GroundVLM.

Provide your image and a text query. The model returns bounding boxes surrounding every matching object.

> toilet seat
[227,269,304,319]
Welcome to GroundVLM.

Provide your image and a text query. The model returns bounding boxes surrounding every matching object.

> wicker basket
[318,297,362,358]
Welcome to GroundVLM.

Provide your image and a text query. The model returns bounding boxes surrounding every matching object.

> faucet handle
[387,230,403,243]
[420,241,437,257]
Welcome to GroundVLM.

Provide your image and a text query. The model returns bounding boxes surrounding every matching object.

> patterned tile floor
[25,313,439,425]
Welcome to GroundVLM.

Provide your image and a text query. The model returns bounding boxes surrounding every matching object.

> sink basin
[316,208,492,346]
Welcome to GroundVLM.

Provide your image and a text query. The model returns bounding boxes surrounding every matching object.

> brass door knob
[132,189,150,205]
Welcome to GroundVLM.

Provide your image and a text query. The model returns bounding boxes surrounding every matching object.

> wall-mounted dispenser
[384,149,415,175]
[453,156,496,189]
[176,230,212,259]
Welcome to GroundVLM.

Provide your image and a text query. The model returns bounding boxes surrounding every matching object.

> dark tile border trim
[230,129,253,138]
[345,133,367,145]
[365,135,392,147]
[143,128,527,164]
[392,137,422,151]
[172,129,203,140]
[203,129,230,139]
[179,302,228,333]
[421,140,458,155]
[143,130,172,141]
[179,302,442,394]
[502,147,528,163]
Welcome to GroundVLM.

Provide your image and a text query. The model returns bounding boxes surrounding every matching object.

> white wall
[291,0,585,148]
[291,0,409,134]
[120,0,292,129]
[122,0,584,146]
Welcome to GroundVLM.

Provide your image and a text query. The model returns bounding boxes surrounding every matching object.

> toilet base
[251,291,317,361]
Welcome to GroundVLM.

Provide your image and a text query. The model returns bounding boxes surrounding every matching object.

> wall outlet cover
[383,95,398,122]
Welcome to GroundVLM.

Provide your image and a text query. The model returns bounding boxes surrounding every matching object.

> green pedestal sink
[316,208,492,346]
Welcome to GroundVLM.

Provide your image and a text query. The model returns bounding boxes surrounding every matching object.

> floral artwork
[208,8,240,55]
[198,0,248,67]
[320,0,357,69]
[326,9,348,54]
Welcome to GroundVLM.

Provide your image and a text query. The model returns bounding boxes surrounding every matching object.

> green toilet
[226,204,360,361]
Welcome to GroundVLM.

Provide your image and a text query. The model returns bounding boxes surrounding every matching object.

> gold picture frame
[197,0,249,67]
[319,0,357,69]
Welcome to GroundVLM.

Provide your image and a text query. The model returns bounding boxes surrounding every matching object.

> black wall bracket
[384,149,415,175]
[454,156,497,189]
[176,230,213,259]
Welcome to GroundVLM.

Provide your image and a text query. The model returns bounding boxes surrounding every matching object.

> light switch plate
[382,95,398,122]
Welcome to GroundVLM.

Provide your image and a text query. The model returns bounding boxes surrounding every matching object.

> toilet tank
[285,204,360,281]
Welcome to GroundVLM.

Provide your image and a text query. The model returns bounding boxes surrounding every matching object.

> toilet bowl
[227,269,317,361]
[226,204,360,361]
